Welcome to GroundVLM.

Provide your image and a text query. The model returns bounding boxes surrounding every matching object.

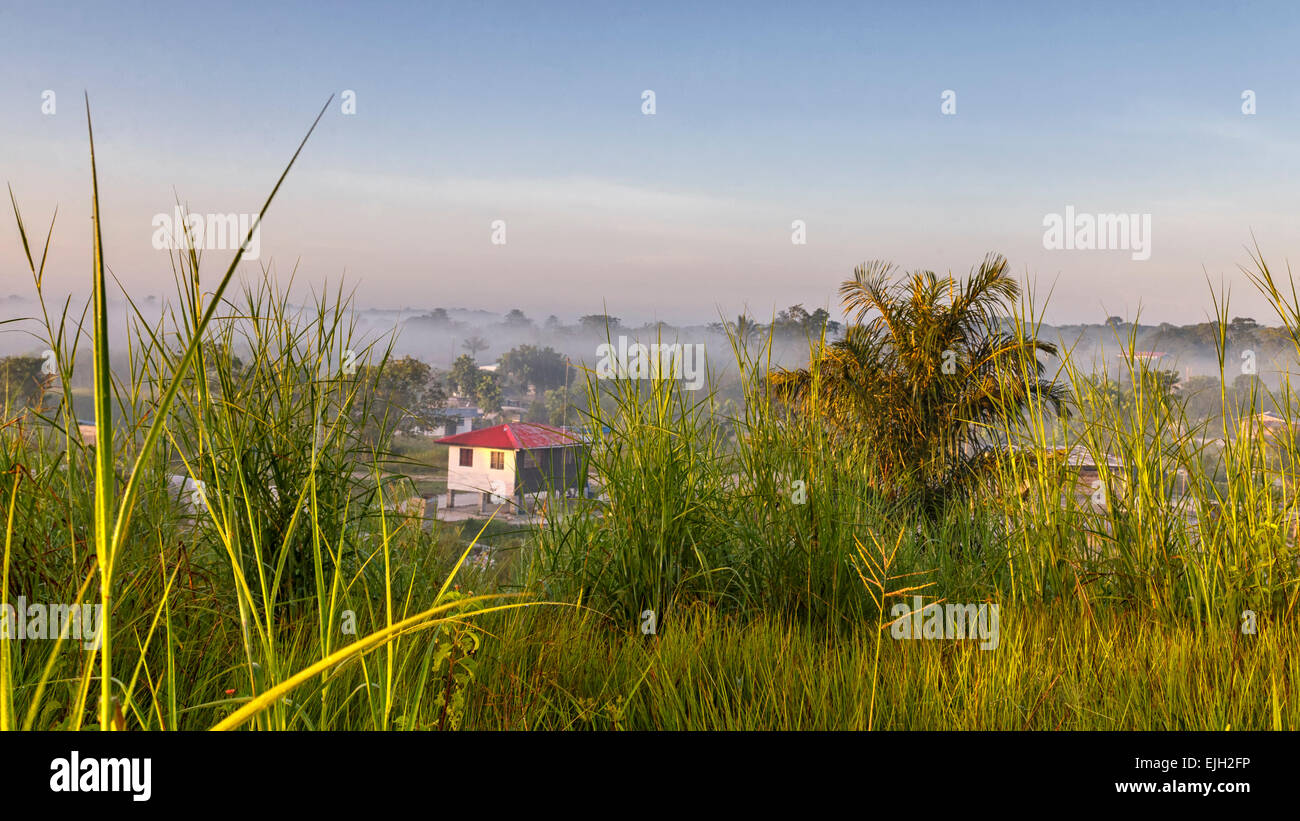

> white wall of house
[446,446,517,498]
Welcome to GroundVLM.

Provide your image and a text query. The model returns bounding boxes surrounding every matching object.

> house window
[458,448,473,467]
[490,451,505,470]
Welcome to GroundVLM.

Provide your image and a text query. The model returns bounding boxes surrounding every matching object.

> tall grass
[466,603,1297,730]
[987,278,1299,625]
[1,100,526,730]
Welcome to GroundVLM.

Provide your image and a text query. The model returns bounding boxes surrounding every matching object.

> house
[497,404,528,423]
[436,422,588,513]
[1006,445,1127,509]
[1054,445,1190,506]
[1243,411,1296,446]
[76,418,97,446]
[431,407,480,438]
[1062,446,1124,492]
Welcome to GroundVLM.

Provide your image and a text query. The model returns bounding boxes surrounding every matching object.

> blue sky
[3,0,1300,324]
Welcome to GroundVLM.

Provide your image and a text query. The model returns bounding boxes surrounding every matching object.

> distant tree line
[410,305,844,342]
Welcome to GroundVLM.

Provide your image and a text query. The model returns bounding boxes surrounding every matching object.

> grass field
[465,605,1297,730]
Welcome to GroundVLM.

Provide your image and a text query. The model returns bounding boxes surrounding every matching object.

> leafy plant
[769,254,1066,508]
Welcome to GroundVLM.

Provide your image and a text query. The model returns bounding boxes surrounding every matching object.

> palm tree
[769,253,1064,506]
[462,334,489,358]
[727,313,762,347]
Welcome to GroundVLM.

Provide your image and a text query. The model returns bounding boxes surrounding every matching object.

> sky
[3,0,1300,326]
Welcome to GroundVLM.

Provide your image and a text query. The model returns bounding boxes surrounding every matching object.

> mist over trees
[5,295,1299,435]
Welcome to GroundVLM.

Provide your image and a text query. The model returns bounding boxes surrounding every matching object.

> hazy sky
[4,1,1300,326]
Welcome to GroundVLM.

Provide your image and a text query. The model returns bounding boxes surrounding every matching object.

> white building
[437,422,587,512]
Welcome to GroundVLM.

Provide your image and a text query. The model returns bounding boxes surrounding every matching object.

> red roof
[435,422,581,449]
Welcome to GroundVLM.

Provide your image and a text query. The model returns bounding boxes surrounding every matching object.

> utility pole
[563,358,570,429]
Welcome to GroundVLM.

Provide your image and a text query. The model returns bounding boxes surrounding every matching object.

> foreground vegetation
[1,106,1297,730]
[466,605,1297,730]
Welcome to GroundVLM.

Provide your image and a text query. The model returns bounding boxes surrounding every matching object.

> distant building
[1244,411,1295,445]
[76,418,96,446]
[1049,445,1190,505]
[430,407,480,438]
[436,422,588,513]
[1061,445,1123,480]
[1007,445,1127,509]
[497,404,528,423]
